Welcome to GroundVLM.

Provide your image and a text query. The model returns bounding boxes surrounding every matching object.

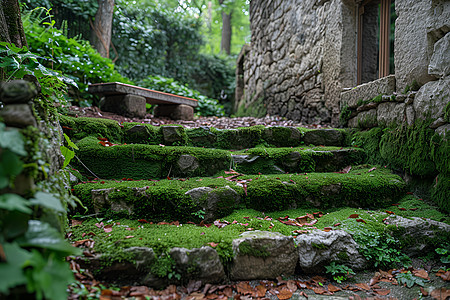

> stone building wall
[236,0,449,126]
[235,0,357,125]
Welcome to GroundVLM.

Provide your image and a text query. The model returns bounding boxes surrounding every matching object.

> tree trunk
[219,0,232,55]
[0,0,28,48]
[90,0,114,58]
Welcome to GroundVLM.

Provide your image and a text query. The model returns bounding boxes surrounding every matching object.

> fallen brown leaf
[188,292,205,300]
[299,291,308,298]
[277,288,293,300]
[255,285,267,297]
[327,284,341,293]
[287,280,297,292]
[420,287,428,296]
[374,289,390,296]
[348,214,359,218]
[413,269,429,280]
[355,283,370,291]
[222,287,233,298]
[312,287,327,295]
[430,288,450,300]
[436,270,450,281]
[236,282,255,296]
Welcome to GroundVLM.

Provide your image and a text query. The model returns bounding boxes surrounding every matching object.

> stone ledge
[341,75,396,109]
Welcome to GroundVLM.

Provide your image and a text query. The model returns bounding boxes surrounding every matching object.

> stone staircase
[63,116,439,288]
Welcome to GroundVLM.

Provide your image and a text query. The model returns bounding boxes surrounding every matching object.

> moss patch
[379,122,436,177]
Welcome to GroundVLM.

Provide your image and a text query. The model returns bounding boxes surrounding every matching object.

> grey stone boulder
[296,230,368,273]
[78,247,155,284]
[348,109,378,129]
[0,104,37,128]
[0,80,38,103]
[170,246,225,283]
[232,154,285,174]
[377,102,406,127]
[185,186,240,222]
[91,188,136,215]
[230,231,297,280]
[414,76,450,121]
[303,129,344,146]
[161,126,185,144]
[177,154,199,173]
[124,247,156,271]
[429,32,450,78]
[385,215,450,257]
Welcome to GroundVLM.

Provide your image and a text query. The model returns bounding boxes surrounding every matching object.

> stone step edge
[74,137,366,179]
[72,168,406,222]
[76,216,450,288]
[61,115,349,149]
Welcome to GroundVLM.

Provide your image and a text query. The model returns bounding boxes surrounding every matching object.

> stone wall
[235,0,357,125]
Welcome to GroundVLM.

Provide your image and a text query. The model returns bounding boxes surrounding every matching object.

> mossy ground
[68,193,448,269]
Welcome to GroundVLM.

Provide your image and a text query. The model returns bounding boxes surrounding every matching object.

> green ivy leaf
[0,124,27,156]
[0,193,32,214]
[29,192,64,213]
[63,133,79,150]
[60,145,75,169]
[0,243,32,293]
[17,220,82,256]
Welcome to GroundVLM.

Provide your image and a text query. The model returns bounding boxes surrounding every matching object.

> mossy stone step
[72,167,405,222]
[60,115,349,149]
[73,136,365,179]
[69,204,450,288]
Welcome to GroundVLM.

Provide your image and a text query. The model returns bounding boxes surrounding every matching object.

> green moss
[60,115,123,143]
[263,127,302,147]
[430,130,450,175]
[339,104,352,125]
[211,126,265,150]
[186,127,217,148]
[445,102,450,123]
[410,80,420,91]
[351,128,384,165]
[238,241,271,258]
[311,243,328,250]
[337,251,349,261]
[431,175,450,214]
[379,121,437,177]
[122,122,163,145]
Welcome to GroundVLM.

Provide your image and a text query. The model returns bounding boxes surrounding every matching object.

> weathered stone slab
[377,102,406,127]
[170,247,226,283]
[0,104,37,128]
[161,126,185,144]
[92,188,135,215]
[101,94,147,118]
[303,129,344,146]
[386,215,450,257]
[230,231,297,280]
[414,76,450,121]
[340,75,396,109]
[0,80,38,103]
[154,104,194,121]
[296,230,368,273]
[348,109,378,128]
[185,186,240,222]
[395,0,435,91]
[429,32,450,78]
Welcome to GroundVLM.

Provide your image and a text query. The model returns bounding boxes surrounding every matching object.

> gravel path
[65,106,330,129]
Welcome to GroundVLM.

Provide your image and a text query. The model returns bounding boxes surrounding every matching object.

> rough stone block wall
[236,0,356,125]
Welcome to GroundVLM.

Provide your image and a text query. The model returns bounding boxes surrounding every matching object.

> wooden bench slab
[88,82,197,120]
[88,82,198,107]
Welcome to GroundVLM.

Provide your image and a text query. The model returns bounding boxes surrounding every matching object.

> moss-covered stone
[379,122,437,177]
[60,115,124,143]
[351,128,384,165]
[432,175,450,213]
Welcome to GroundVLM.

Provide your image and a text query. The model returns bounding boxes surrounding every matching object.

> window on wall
[357,0,396,84]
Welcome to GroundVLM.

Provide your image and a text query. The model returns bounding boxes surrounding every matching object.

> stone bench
[88,82,198,120]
